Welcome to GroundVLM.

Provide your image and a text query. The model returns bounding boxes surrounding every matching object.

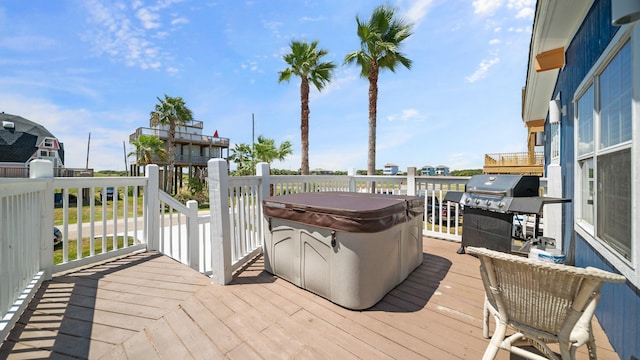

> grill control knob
[487,200,492,206]
[498,202,505,208]
[465,198,471,204]
[474,199,480,205]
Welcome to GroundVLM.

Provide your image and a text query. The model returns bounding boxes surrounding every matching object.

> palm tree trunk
[367,63,379,177]
[300,77,310,175]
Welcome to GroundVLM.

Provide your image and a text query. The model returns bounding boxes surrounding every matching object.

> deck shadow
[0,252,164,359]
[368,251,452,313]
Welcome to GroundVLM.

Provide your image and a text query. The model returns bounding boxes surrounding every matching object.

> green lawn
[53,236,136,265]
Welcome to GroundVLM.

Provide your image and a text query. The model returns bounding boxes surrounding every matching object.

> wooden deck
[0,238,619,359]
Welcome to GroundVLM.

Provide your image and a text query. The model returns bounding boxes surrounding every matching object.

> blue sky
[0,0,535,172]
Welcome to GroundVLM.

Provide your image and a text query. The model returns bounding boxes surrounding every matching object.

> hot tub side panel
[401,216,424,279]
[264,217,408,310]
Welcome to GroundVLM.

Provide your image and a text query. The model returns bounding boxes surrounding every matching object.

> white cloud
[0,94,141,170]
[136,8,161,29]
[404,0,435,26]
[465,56,500,83]
[489,38,501,45]
[262,20,283,39]
[81,0,186,72]
[387,108,426,122]
[171,17,189,25]
[508,0,535,19]
[472,0,503,16]
[301,16,325,22]
[515,7,534,19]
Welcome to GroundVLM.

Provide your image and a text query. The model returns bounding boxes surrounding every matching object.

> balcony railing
[0,166,94,178]
[483,152,544,175]
[484,151,544,166]
[1,160,476,342]
[130,127,230,147]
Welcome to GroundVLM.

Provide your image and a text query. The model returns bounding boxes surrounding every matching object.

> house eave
[522,0,594,124]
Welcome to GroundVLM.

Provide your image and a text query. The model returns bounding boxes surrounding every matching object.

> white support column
[256,162,271,199]
[186,200,199,271]
[407,167,416,196]
[146,165,160,251]
[256,162,270,252]
[208,159,232,285]
[32,160,54,280]
[348,168,356,192]
[544,164,563,250]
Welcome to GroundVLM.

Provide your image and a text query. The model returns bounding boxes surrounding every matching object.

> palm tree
[229,143,254,176]
[129,134,167,166]
[150,95,194,192]
[229,136,293,175]
[344,5,413,175]
[278,40,336,175]
[254,135,293,166]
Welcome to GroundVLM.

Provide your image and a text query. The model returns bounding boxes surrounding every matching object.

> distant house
[0,113,64,177]
[310,168,333,175]
[383,163,398,175]
[435,165,449,176]
[419,165,435,176]
[419,165,449,176]
[523,1,639,358]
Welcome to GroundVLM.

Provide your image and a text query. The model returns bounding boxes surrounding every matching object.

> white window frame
[550,122,561,164]
[573,25,639,286]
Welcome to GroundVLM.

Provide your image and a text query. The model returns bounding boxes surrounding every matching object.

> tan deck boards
[0,239,619,359]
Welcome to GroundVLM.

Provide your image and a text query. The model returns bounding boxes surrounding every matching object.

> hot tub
[262,192,424,310]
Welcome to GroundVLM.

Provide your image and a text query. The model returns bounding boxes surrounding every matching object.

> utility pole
[85,133,91,169]
[123,141,128,175]
[252,113,255,175]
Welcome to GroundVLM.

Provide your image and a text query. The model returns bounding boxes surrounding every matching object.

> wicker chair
[467,246,626,360]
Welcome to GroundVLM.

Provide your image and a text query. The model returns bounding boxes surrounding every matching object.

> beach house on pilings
[129,119,229,190]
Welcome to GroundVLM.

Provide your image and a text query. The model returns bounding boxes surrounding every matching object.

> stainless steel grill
[444,175,569,254]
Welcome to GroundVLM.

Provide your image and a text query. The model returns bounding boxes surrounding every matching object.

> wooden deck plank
[0,240,621,359]
[164,308,225,360]
[179,296,243,354]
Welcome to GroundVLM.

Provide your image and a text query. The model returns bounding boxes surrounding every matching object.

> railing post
[407,167,416,196]
[32,160,54,280]
[208,159,232,285]
[348,168,356,192]
[256,162,271,200]
[186,200,199,271]
[146,164,160,251]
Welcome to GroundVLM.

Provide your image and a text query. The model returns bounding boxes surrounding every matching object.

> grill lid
[443,175,570,213]
[466,175,539,197]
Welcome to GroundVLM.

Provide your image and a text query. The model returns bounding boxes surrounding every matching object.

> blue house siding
[546,0,639,358]
[574,236,640,359]
[550,0,619,263]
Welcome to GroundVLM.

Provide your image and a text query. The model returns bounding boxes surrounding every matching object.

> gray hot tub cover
[263,192,424,233]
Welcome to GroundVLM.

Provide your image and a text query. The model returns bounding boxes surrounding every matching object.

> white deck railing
[0,159,472,343]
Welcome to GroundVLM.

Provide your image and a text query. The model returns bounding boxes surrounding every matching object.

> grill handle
[468,189,507,196]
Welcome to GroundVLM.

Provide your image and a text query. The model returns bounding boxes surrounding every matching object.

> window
[550,123,560,161]
[43,138,54,148]
[577,85,594,157]
[576,40,632,260]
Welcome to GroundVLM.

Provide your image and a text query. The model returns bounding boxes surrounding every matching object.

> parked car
[101,187,116,201]
[424,197,463,225]
[53,227,62,245]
